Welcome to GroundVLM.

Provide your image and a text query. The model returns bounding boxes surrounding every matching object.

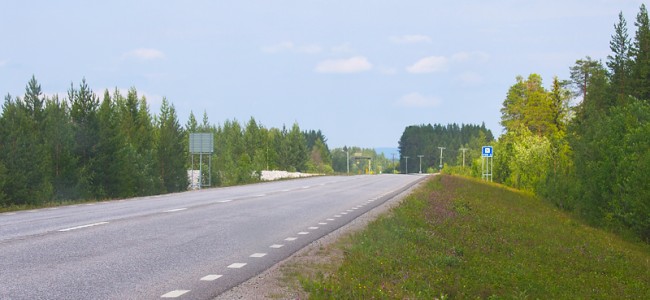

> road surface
[0,174,425,299]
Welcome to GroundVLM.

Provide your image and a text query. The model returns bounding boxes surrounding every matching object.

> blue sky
[0,1,645,148]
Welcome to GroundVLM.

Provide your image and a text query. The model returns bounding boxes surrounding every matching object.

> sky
[0,0,646,148]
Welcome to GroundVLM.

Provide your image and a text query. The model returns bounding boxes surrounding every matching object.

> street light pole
[417,155,424,173]
[342,146,350,175]
[404,156,409,174]
[438,147,446,170]
[460,148,468,167]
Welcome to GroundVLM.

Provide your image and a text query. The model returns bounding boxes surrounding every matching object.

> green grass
[301,175,650,299]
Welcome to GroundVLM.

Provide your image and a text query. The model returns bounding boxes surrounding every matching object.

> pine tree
[287,123,308,172]
[631,4,650,101]
[69,78,100,198]
[156,98,187,192]
[631,4,650,100]
[607,11,632,104]
[43,94,78,200]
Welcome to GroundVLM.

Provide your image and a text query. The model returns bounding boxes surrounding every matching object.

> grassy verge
[299,175,650,299]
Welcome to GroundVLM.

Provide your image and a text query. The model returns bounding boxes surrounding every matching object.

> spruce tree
[607,11,632,104]
[631,4,650,101]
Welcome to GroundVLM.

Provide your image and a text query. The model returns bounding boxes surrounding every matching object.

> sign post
[189,133,214,189]
[481,146,493,182]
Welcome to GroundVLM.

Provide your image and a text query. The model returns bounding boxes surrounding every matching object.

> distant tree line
[187,114,332,186]
[397,123,494,174]
[330,146,393,175]
[490,5,650,241]
[0,78,332,208]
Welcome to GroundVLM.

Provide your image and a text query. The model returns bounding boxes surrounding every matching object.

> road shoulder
[215,176,428,299]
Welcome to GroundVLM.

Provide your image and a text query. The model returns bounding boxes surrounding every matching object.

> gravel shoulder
[215,176,428,299]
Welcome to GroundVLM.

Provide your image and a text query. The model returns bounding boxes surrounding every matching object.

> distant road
[0,174,426,299]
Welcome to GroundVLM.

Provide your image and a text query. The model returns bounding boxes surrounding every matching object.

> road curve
[0,174,426,299]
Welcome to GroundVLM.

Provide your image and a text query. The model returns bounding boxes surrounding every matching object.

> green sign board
[189,133,214,154]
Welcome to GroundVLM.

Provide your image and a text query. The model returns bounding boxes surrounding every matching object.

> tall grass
[302,175,650,299]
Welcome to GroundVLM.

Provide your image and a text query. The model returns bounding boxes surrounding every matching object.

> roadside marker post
[481,146,493,182]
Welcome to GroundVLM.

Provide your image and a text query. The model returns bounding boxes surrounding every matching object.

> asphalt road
[0,174,426,299]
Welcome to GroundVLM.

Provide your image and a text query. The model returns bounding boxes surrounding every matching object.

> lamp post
[404,156,409,174]
[417,155,424,173]
[438,147,446,170]
[344,146,349,175]
[460,148,468,167]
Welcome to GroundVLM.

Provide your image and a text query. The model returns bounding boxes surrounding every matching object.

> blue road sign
[482,146,493,157]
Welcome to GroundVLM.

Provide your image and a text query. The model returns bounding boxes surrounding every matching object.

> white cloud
[315,56,372,73]
[396,92,442,108]
[390,34,432,44]
[123,48,165,60]
[407,56,448,73]
[262,41,322,54]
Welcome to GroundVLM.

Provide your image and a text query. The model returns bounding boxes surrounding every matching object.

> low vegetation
[300,175,650,299]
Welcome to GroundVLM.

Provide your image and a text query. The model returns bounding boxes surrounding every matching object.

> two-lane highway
[0,174,426,299]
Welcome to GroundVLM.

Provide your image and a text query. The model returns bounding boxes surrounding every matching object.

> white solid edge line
[58,222,109,232]
[164,208,187,213]
[161,290,190,298]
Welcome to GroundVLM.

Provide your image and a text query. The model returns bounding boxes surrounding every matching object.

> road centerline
[58,222,109,232]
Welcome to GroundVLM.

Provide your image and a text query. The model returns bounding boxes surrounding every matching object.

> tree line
[0,78,333,208]
[330,146,393,175]
[397,123,494,174]
[489,5,650,241]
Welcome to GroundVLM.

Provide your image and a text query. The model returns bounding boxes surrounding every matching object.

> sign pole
[481,146,493,182]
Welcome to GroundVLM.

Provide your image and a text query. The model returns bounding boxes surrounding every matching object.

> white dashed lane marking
[327,218,335,221]
[285,237,297,241]
[227,263,247,269]
[318,222,327,225]
[270,244,284,248]
[250,253,267,258]
[308,227,319,230]
[164,208,187,213]
[218,200,232,203]
[334,215,341,218]
[58,222,109,232]
[161,290,189,298]
[200,274,222,281]
[298,231,309,235]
